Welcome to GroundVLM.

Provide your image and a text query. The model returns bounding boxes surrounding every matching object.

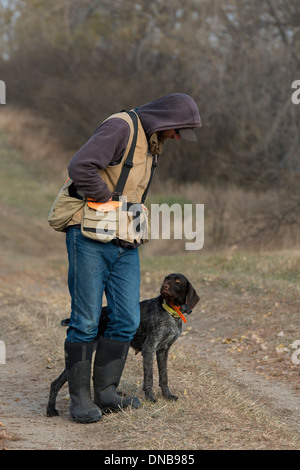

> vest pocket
[81,200,150,244]
[48,179,86,232]
[81,202,118,242]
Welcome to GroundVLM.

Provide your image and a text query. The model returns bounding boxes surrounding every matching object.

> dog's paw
[144,391,157,403]
[46,407,60,417]
[163,393,178,401]
[148,397,158,403]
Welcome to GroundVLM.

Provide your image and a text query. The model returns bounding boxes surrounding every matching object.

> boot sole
[95,400,141,413]
[70,411,102,423]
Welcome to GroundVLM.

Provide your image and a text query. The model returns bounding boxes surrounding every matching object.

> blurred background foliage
[0,0,299,189]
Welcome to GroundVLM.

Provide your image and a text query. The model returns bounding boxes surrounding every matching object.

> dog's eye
[175,278,181,283]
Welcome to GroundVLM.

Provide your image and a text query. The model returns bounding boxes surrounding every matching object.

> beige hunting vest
[68,111,154,227]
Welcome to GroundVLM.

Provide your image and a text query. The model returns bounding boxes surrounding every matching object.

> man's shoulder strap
[111,110,138,201]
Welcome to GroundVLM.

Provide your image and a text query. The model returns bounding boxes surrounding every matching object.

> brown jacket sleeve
[68,118,130,202]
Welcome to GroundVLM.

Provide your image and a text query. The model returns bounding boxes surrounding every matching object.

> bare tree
[0,0,299,187]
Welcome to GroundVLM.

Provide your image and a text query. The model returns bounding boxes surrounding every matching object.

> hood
[135,93,201,137]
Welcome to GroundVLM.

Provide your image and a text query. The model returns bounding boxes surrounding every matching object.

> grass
[1,108,300,450]
[2,244,299,449]
[140,248,300,297]
[0,130,60,219]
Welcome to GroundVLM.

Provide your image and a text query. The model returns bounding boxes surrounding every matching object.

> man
[64,93,201,423]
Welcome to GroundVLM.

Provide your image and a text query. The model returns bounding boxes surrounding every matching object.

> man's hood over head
[135,93,201,137]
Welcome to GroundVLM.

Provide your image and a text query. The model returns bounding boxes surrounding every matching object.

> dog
[46,273,200,416]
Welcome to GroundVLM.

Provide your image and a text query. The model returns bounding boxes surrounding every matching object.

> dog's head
[160,273,200,313]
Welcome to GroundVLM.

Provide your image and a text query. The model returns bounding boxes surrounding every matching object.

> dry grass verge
[1,247,299,450]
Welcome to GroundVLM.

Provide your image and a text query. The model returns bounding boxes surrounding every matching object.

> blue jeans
[66,227,140,343]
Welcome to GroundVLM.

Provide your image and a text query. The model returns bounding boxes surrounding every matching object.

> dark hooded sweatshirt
[68,93,201,202]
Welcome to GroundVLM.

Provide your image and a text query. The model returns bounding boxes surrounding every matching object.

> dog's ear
[186,282,200,309]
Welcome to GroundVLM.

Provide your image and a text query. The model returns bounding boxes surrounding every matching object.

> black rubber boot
[65,340,102,423]
[93,337,141,412]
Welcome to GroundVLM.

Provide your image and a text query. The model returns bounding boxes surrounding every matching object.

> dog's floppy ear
[186,281,200,309]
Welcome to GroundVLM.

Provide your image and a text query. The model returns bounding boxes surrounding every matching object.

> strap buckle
[123,160,134,169]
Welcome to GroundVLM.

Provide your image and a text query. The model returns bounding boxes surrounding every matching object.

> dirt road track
[1,297,299,450]
[0,246,299,450]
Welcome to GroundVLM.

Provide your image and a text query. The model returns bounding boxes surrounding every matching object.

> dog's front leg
[142,338,157,402]
[156,348,178,401]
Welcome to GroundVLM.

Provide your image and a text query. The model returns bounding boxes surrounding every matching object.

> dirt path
[1,321,299,450]
[190,317,300,434]
[1,288,299,450]
[189,290,300,435]
[0,249,300,450]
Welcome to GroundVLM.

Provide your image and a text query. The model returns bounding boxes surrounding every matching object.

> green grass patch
[0,130,59,218]
[140,249,300,297]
